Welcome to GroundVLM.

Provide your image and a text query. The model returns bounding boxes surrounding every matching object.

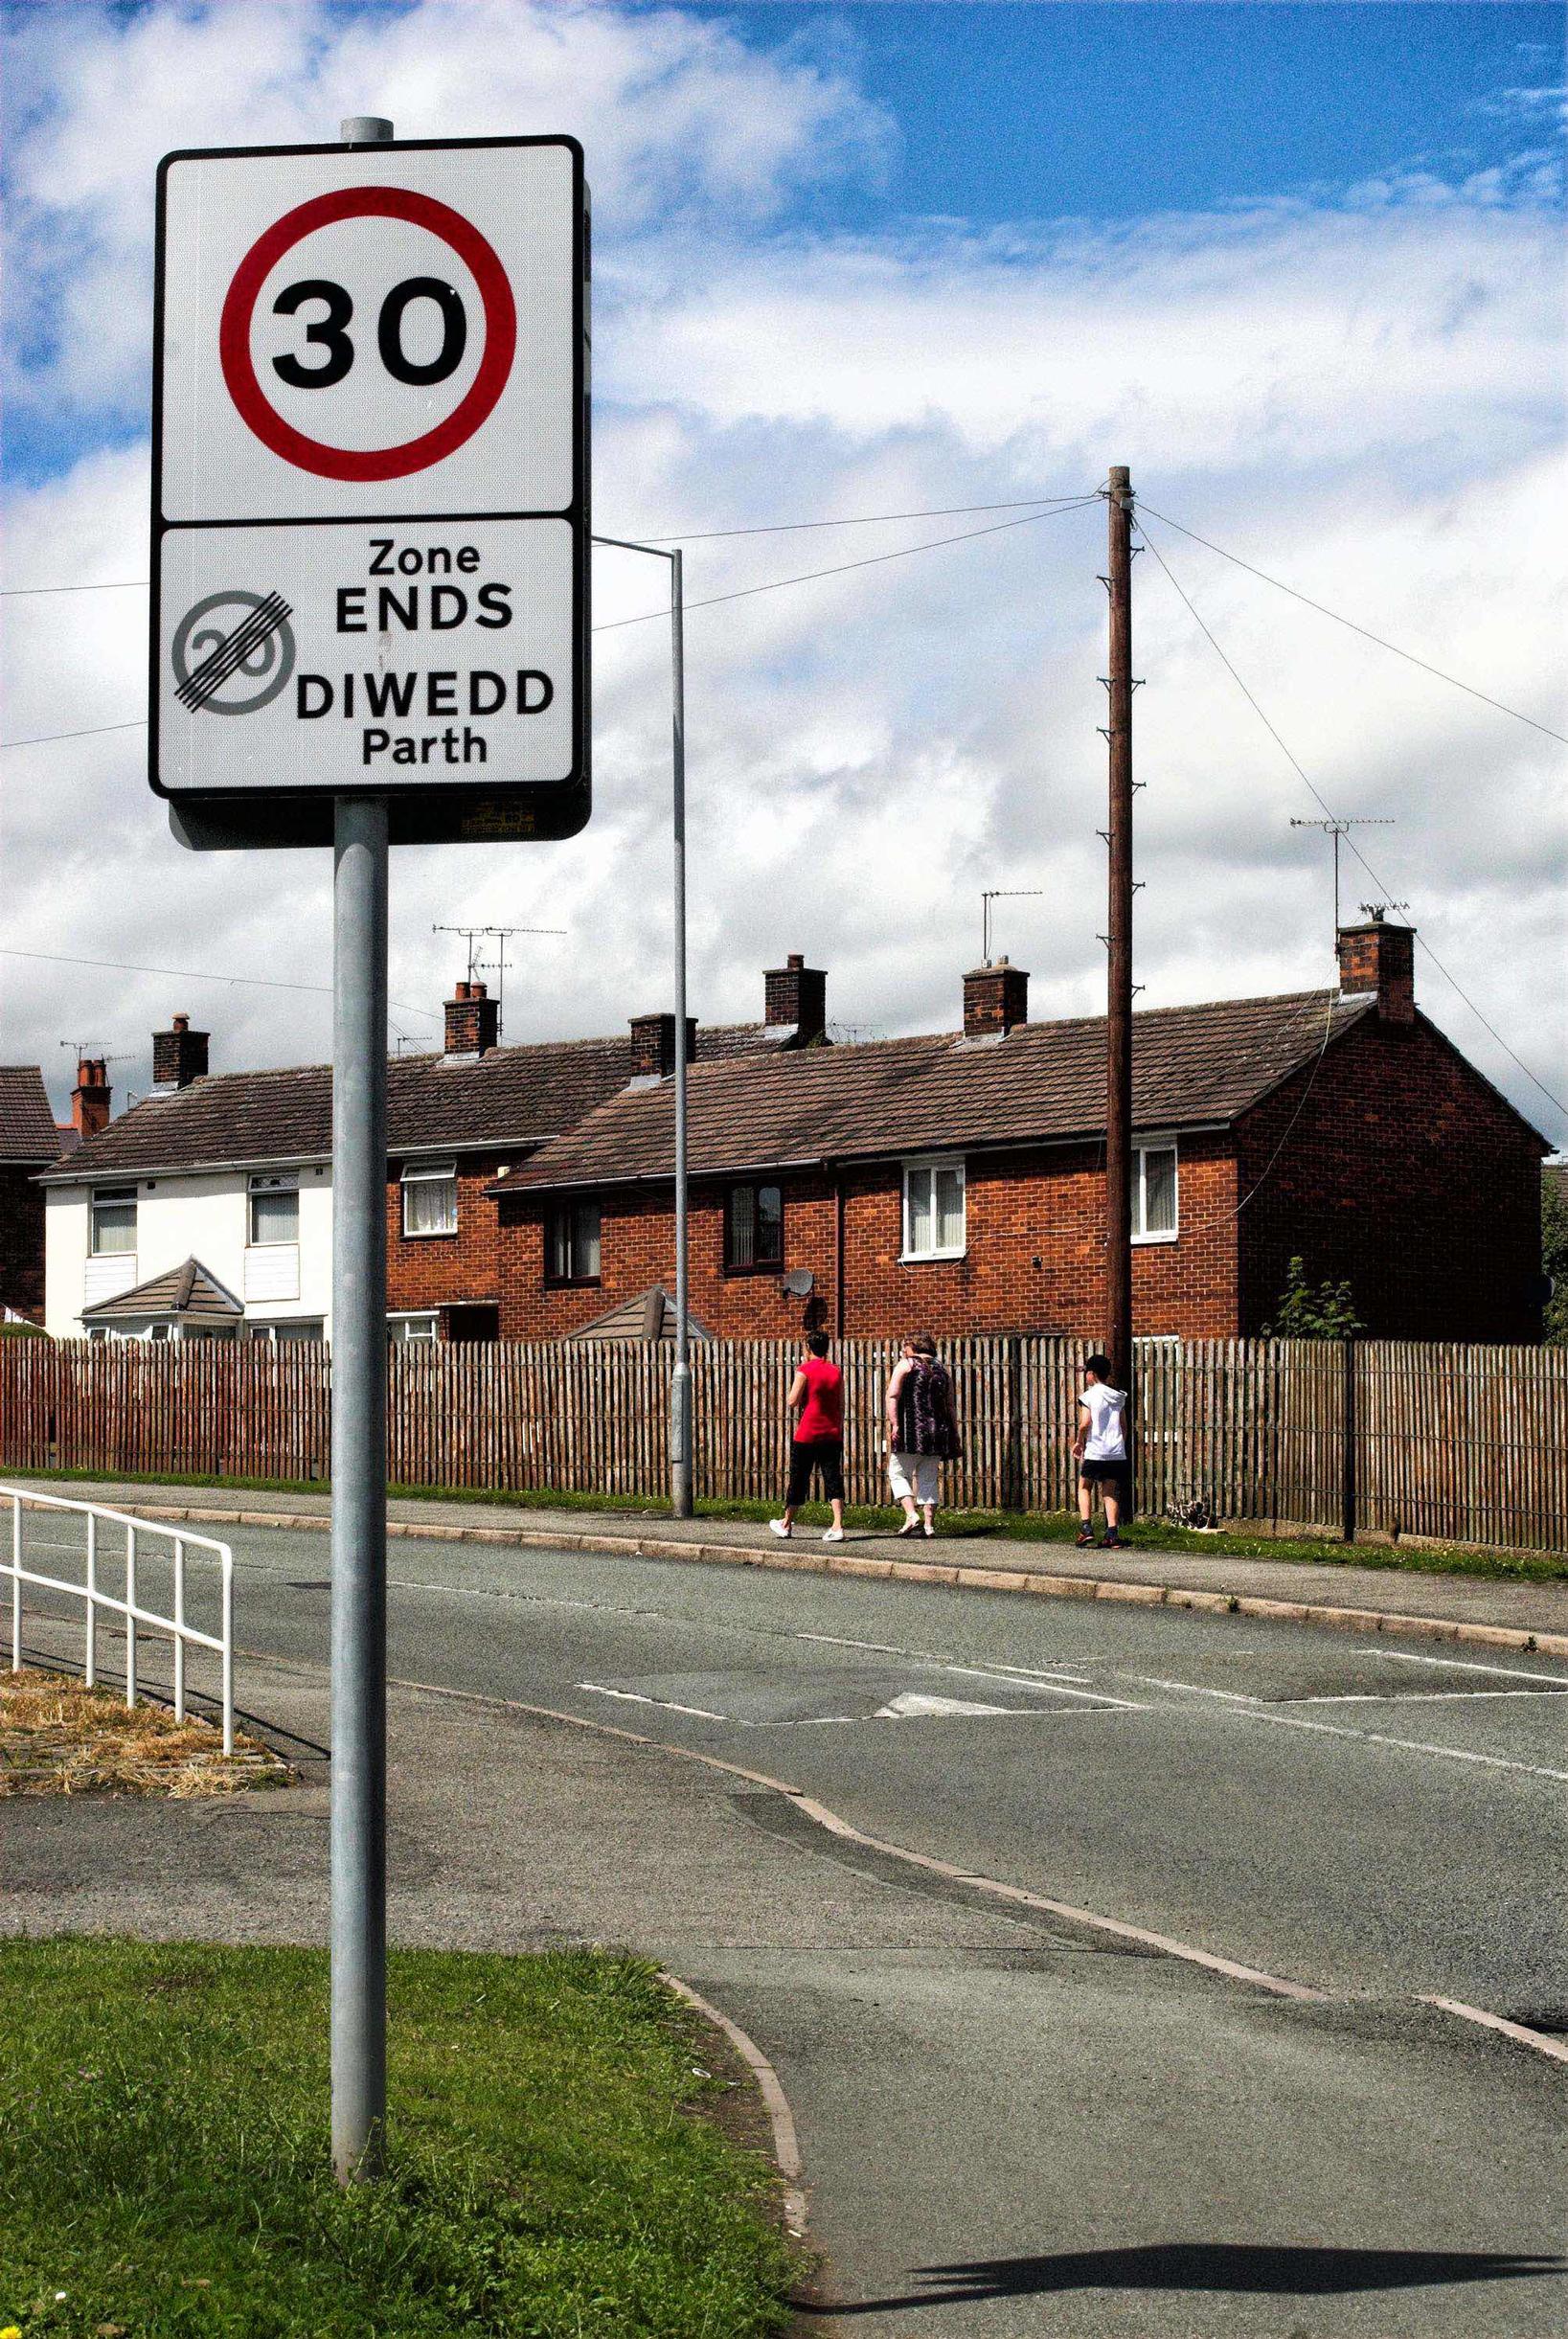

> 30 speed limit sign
[151,136,588,847]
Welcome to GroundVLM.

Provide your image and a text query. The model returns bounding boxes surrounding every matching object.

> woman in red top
[770,1330,847,1543]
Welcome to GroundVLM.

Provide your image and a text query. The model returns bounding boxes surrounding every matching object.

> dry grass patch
[0,1668,289,1797]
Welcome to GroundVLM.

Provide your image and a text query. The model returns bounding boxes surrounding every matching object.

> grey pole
[669,548,693,1515]
[331,111,392,2186]
[591,534,693,1516]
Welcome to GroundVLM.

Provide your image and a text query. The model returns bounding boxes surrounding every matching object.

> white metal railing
[3,1485,234,1755]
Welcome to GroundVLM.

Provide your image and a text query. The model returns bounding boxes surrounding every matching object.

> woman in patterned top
[885,1332,957,1539]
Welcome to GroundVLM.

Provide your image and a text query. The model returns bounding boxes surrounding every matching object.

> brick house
[1,1060,110,1323]
[38,969,809,1342]
[493,920,1550,1345]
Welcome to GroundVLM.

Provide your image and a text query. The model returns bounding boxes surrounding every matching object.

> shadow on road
[803,2242,1565,2316]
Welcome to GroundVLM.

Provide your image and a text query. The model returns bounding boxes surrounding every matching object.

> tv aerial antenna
[980,888,1045,965]
[1288,817,1395,939]
[432,922,566,1039]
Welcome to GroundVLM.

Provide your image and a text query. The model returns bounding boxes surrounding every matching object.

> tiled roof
[567,1284,714,1342]
[502,989,1375,1192]
[82,1258,242,1321]
[0,1067,63,1163]
[40,1024,775,1182]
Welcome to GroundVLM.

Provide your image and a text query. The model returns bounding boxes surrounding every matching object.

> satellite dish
[780,1268,814,1298]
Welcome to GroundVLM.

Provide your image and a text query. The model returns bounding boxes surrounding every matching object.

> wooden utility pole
[1104,466,1134,1392]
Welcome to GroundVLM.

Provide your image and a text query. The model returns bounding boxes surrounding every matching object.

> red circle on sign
[218,185,517,482]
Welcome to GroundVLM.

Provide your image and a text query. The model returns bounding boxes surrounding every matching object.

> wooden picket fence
[1,1333,1564,1553]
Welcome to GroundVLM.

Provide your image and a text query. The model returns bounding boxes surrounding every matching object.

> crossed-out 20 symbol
[171,589,296,715]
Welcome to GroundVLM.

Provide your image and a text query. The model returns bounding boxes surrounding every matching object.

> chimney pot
[444,978,499,1056]
[764,953,828,1044]
[964,960,1029,1038]
[72,1056,111,1139]
[152,1014,209,1090]
[1336,919,1415,1025]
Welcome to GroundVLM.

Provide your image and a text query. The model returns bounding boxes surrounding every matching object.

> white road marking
[1295,1689,1566,1705]
[1212,1705,1568,1783]
[1420,1996,1568,2066]
[576,1682,731,1722]
[876,1691,1017,1718]
[1356,1647,1568,1688]
[796,1628,1091,1685]
[945,1665,1146,1711]
[1125,1673,1262,1704]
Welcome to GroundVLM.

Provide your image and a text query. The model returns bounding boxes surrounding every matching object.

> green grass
[0,1940,797,2338]
[10,1461,1563,1580]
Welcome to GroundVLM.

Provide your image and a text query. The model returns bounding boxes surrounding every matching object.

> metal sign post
[152,114,590,2183]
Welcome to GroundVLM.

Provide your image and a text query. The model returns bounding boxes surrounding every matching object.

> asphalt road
[11,1514,1567,2336]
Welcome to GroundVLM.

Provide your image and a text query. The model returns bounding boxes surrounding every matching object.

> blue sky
[3,1,1564,1146]
[706,3,1565,229]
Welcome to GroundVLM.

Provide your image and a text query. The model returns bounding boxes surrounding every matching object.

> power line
[1,945,440,1020]
[3,718,147,748]
[1135,518,1567,1124]
[633,490,1099,544]
[1137,502,1568,747]
[593,493,1102,634]
[1,495,1103,739]
[1,579,144,599]
[0,492,1098,598]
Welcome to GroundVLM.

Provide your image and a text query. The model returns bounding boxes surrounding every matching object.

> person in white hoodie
[1072,1353,1126,1549]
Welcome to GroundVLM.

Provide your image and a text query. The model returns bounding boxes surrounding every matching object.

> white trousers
[889,1451,940,1507]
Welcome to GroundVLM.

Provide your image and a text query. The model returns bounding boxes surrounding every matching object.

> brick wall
[1235,1010,1545,1341]
[386,1155,511,1322]
[496,1138,1242,1342]
[0,1165,46,1321]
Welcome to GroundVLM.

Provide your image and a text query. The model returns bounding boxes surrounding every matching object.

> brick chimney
[764,951,827,1044]
[1337,915,1415,1025]
[444,979,500,1056]
[629,1011,696,1080]
[963,959,1030,1039]
[152,1013,209,1090]
[72,1056,110,1139]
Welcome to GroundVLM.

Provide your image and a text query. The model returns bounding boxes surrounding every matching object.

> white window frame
[401,1159,459,1238]
[1131,1135,1179,1245]
[90,1186,138,1257]
[387,1311,440,1343]
[901,1155,966,1262]
[247,1172,300,1248]
[249,1319,325,1343]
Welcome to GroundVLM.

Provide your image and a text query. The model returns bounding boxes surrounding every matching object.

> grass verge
[0,1939,798,2338]
[11,1460,1564,1580]
[0,1669,287,1798]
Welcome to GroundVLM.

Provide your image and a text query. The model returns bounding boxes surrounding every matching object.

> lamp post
[594,535,693,1514]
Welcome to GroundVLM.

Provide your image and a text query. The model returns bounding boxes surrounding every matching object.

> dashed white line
[1296,1689,1565,1705]
[1356,1647,1568,1687]
[577,1682,731,1722]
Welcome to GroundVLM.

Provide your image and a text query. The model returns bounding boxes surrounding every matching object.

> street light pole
[594,534,693,1514]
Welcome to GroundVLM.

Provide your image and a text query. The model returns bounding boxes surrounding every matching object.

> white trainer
[768,1518,791,1539]
[822,1525,845,1543]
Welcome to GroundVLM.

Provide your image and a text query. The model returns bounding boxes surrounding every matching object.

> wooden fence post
[1341,1335,1357,1545]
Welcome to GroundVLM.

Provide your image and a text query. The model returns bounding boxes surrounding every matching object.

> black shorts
[787,1436,845,1507]
[1080,1456,1126,1490]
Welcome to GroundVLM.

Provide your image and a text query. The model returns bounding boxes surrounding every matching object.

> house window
[546,1200,602,1285]
[1131,1141,1179,1242]
[250,1320,324,1342]
[90,1187,137,1256]
[725,1183,783,1271]
[248,1173,300,1246]
[903,1159,966,1260]
[401,1160,458,1237]
[387,1312,439,1343]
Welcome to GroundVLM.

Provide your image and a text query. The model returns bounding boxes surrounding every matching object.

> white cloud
[3,0,1564,1149]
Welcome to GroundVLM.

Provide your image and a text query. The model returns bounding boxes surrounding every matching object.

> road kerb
[659,1973,809,2238]
[20,1492,1568,1660]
